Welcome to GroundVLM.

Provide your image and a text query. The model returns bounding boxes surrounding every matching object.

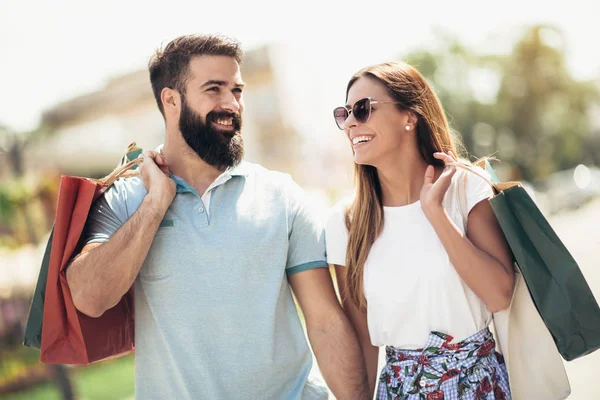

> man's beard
[178,99,244,170]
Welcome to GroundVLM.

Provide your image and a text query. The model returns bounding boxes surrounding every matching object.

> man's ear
[161,87,181,114]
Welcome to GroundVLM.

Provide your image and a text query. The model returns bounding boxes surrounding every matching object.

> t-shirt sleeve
[465,167,494,216]
[82,177,146,245]
[285,178,328,276]
[325,200,350,267]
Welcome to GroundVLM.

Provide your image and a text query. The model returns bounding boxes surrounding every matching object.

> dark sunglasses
[333,97,403,130]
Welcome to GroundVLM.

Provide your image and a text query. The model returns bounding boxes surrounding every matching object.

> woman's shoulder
[461,164,493,196]
[451,163,492,190]
[325,196,354,265]
[326,195,354,232]
[448,163,494,220]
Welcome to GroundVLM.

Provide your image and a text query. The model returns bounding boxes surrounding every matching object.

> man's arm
[66,150,175,317]
[68,195,168,317]
[288,267,370,400]
[334,265,379,398]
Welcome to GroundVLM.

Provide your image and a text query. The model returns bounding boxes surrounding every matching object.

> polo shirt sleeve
[285,178,328,276]
[82,177,145,245]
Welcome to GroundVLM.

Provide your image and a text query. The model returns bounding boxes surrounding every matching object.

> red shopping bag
[40,157,140,364]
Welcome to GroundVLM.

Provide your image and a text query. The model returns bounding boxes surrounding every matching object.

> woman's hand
[420,151,457,218]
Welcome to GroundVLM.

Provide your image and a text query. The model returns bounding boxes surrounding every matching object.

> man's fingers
[141,150,159,160]
[154,154,167,166]
[138,150,171,177]
[139,151,162,166]
[139,151,168,166]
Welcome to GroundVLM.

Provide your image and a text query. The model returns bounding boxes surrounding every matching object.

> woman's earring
[405,125,411,131]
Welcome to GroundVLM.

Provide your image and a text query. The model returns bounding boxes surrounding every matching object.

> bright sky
[1,0,599,133]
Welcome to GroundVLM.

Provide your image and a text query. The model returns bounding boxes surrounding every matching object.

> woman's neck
[375,151,432,207]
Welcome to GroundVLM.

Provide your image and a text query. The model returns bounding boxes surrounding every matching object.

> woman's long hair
[345,61,463,310]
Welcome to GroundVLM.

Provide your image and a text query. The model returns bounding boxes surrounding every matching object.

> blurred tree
[0,125,37,243]
[0,123,76,398]
[404,25,600,182]
[0,124,54,245]
[497,25,600,181]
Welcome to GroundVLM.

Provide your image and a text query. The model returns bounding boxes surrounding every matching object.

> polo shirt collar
[169,161,249,195]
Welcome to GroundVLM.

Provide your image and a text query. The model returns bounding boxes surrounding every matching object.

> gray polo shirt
[83,160,329,400]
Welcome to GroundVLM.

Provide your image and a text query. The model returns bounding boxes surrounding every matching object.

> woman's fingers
[423,165,435,186]
[434,151,457,165]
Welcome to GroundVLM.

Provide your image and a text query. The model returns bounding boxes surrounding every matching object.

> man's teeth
[352,136,373,145]
[215,119,233,126]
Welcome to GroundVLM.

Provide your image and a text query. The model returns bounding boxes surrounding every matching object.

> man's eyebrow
[200,80,227,88]
[200,80,246,89]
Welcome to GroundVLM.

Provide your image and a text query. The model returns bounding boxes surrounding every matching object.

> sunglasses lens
[353,98,371,123]
[333,107,349,130]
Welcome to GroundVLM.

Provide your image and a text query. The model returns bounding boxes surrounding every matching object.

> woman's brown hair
[344,61,463,310]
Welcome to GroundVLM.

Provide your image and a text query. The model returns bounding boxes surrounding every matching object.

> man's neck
[161,137,225,197]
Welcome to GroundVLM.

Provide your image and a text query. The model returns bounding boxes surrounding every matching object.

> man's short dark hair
[148,34,243,116]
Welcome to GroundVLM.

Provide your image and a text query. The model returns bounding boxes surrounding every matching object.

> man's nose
[220,92,241,114]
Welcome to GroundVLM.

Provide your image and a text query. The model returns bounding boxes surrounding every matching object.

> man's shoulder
[86,176,146,230]
[111,175,145,193]
[103,175,146,205]
[236,160,296,188]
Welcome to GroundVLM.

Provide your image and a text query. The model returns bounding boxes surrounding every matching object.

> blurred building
[2,42,357,294]
[25,45,301,180]
[2,44,319,294]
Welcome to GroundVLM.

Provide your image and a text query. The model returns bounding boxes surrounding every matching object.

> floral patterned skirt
[376,328,511,400]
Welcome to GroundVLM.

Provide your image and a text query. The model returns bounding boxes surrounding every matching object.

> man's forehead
[188,55,242,82]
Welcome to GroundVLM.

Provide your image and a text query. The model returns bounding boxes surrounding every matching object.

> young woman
[326,61,514,400]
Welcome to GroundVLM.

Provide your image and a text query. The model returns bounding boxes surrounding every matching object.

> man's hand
[139,150,176,211]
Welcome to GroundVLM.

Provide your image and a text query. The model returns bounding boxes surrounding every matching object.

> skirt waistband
[385,327,497,364]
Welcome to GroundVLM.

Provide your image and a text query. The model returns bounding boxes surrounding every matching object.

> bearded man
[65,34,369,400]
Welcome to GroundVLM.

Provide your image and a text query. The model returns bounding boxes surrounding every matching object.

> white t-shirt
[326,168,494,349]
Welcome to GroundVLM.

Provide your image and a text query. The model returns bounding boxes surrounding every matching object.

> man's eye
[233,88,243,93]
[208,87,219,92]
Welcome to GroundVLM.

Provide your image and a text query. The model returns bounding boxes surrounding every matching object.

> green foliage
[0,180,33,224]
[404,25,600,182]
[2,354,135,400]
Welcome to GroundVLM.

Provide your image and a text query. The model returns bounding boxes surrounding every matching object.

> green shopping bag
[457,161,600,361]
[23,228,54,349]
[23,143,142,350]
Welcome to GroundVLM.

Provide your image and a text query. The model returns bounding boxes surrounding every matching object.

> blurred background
[1,0,599,399]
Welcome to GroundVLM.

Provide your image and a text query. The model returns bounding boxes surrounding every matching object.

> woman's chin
[353,151,373,165]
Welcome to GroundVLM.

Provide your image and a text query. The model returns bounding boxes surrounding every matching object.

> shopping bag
[24,143,141,364]
[455,161,600,361]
